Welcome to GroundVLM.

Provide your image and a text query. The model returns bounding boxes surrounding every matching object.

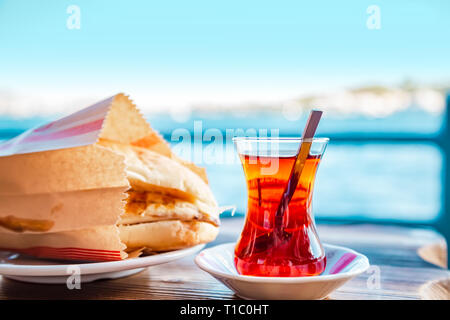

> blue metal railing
[440,93,450,264]
[313,94,450,264]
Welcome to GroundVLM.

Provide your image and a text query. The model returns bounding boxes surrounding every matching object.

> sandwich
[98,134,220,255]
[0,93,219,260]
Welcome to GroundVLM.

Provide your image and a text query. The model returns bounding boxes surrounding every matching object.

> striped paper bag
[0,93,156,261]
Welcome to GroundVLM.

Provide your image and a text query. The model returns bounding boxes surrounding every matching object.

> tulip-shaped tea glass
[233,137,329,277]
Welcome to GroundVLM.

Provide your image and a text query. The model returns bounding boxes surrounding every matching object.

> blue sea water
[147,108,444,137]
[148,109,444,222]
[0,109,444,223]
[193,142,442,223]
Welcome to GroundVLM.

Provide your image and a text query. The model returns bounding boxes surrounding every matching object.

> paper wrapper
[0,93,162,261]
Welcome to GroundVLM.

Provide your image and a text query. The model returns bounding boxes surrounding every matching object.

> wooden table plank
[0,218,448,300]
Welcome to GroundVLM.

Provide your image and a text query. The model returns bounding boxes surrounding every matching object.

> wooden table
[0,218,448,300]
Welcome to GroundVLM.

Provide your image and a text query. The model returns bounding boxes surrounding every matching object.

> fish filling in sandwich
[98,137,220,255]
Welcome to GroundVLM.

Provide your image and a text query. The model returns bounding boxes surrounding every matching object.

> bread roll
[97,138,220,254]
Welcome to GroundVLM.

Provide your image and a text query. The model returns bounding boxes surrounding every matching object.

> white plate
[0,244,205,284]
[195,242,369,300]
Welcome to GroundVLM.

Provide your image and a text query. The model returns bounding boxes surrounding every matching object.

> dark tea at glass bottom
[234,153,326,277]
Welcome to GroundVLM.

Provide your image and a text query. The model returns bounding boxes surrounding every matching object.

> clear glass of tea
[233,137,329,277]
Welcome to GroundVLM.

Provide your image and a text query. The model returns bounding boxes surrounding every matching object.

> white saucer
[0,244,205,284]
[195,243,369,300]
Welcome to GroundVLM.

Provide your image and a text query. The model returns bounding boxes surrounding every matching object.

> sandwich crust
[98,139,219,216]
[97,138,220,253]
[119,220,219,251]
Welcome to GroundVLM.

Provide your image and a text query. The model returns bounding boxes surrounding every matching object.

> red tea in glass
[233,137,328,277]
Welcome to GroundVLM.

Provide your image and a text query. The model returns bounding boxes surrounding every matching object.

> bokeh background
[1,0,449,225]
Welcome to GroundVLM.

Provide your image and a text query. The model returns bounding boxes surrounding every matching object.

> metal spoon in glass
[274,110,323,239]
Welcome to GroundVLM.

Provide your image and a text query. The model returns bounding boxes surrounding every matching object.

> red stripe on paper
[22,119,104,143]
[0,246,122,262]
[0,141,13,150]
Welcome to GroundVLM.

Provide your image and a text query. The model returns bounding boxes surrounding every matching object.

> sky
[0,0,449,116]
